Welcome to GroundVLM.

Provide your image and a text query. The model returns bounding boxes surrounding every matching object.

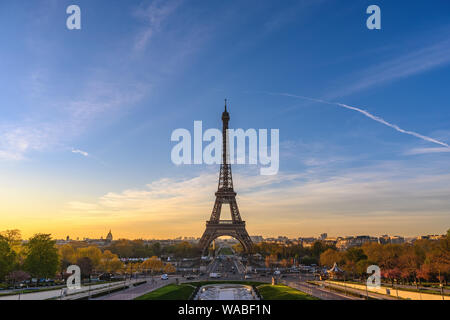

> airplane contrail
[273,92,449,148]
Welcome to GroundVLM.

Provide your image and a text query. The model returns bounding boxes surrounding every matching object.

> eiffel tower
[198,100,253,255]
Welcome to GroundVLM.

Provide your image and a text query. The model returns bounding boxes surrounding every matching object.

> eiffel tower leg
[199,226,216,255]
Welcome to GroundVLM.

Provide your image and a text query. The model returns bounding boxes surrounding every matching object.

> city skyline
[1,1,450,239]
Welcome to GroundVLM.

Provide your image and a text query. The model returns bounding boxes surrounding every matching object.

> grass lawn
[135,284,196,300]
[134,281,317,301]
[257,284,319,300]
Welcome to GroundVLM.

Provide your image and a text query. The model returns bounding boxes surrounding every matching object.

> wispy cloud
[71,149,89,157]
[0,125,55,160]
[133,0,182,52]
[333,35,450,97]
[405,147,450,155]
[271,92,450,148]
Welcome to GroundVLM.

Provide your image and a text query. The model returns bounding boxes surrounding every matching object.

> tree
[416,264,432,283]
[7,270,30,287]
[0,235,16,281]
[398,245,422,283]
[164,263,176,274]
[23,234,59,279]
[265,254,278,270]
[280,258,290,268]
[76,246,103,270]
[0,229,22,247]
[76,257,94,279]
[345,247,367,263]
[151,242,161,256]
[106,239,134,258]
[320,249,344,267]
[382,267,401,285]
[141,256,164,273]
[98,250,122,273]
[59,244,76,264]
[59,244,76,274]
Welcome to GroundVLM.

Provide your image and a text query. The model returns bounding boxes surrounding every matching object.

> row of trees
[234,239,337,265]
[59,244,176,278]
[320,230,450,284]
[105,239,200,259]
[0,232,59,283]
[0,230,177,284]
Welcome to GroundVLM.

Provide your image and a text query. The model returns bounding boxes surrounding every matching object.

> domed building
[106,230,113,243]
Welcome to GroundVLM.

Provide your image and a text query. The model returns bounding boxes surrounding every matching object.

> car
[244,274,252,279]
[274,270,281,276]
[209,273,221,278]
[161,274,169,280]
[185,275,196,280]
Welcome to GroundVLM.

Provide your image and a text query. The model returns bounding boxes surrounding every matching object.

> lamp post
[394,279,399,299]
[18,284,24,301]
[343,275,348,296]
[414,279,422,300]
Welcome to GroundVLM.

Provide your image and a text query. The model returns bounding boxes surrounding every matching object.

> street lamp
[365,281,369,300]
[439,270,444,300]
[343,275,348,296]
[394,279,399,299]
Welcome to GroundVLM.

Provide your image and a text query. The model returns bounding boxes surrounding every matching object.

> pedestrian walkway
[94,277,175,300]
[282,280,357,300]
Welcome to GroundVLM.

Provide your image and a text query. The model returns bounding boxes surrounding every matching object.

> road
[0,280,142,300]
[94,276,177,300]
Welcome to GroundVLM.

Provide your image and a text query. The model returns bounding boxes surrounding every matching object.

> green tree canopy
[0,235,16,281]
[23,234,59,279]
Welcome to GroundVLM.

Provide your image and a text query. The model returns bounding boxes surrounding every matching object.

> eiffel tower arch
[199,100,253,255]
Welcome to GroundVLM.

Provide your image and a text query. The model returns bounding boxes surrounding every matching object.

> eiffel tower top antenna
[224,98,227,112]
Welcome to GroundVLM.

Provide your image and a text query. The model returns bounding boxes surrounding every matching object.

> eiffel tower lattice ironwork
[198,100,253,255]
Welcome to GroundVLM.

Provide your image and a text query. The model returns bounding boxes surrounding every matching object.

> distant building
[378,235,390,244]
[250,236,264,243]
[416,234,445,241]
[323,237,337,246]
[319,233,328,240]
[106,230,113,242]
[336,235,378,250]
[390,235,405,244]
[379,235,405,244]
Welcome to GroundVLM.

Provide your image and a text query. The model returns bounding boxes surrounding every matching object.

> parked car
[244,274,252,279]
[161,274,169,280]
[99,273,113,281]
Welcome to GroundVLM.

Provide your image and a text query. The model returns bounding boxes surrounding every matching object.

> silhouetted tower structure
[199,100,253,255]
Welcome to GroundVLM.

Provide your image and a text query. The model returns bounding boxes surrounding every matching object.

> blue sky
[0,0,449,239]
